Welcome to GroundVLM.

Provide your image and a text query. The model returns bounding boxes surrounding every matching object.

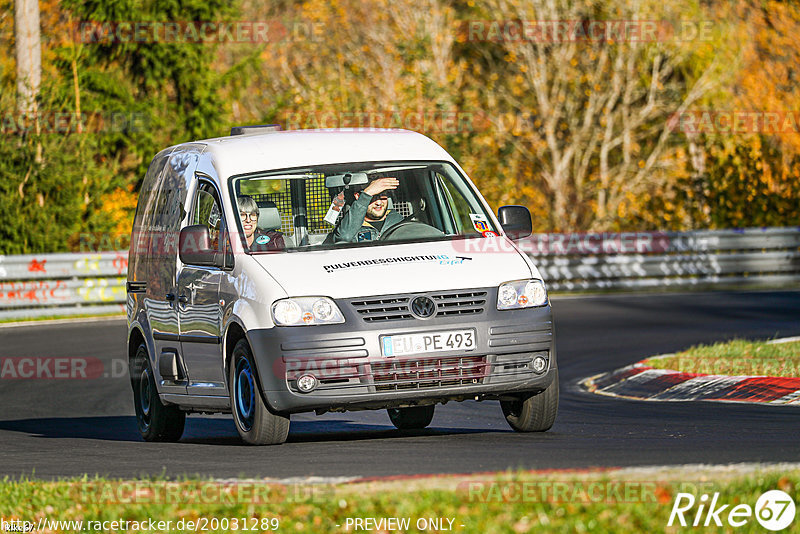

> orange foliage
[733,0,800,157]
[101,185,138,239]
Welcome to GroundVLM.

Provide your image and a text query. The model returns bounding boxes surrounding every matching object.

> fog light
[532,356,547,374]
[296,374,318,393]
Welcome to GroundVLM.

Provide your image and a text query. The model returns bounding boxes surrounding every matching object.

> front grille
[350,296,412,322]
[431,291,486,317]
[371,355,487,391]
[351,290,487,322]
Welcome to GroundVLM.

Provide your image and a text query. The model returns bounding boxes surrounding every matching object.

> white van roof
[192,128,456,178]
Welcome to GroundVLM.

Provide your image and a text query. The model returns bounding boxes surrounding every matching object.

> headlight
[272,297,345,326]
[273,300,302,324]
[496,279,548,310]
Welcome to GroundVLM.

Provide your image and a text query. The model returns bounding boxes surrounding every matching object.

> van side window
[191,181,228,257]
[193,189,219,230]
[132,152,170,236]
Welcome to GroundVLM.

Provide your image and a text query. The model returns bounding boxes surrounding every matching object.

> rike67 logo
[668,490,795,531]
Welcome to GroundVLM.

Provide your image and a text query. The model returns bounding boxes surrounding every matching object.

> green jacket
[333,192,405,243]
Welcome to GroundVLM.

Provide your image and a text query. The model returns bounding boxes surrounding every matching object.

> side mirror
[179,225,222,266]
[497,205,532,240]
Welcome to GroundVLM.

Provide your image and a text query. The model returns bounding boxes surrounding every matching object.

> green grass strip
[0,469,797,533]
[647,339,800,377]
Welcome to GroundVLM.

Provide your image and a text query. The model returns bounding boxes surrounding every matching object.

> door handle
[165,293,176,302]
[178,295,189,304]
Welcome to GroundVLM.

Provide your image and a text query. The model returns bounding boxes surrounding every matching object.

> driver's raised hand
[363,177,399,197]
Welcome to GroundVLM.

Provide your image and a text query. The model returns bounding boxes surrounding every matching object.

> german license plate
[380,329,476,357]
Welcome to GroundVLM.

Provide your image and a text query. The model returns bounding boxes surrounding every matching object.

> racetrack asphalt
[0,290,798,479]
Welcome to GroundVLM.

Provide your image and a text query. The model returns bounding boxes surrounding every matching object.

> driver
[237,195,285,251]
[333,176,404,242]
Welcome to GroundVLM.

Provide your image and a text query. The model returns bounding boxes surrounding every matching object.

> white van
[126,127,557,445]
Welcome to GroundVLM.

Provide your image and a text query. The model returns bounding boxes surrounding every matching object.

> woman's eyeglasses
[240,212,258,221]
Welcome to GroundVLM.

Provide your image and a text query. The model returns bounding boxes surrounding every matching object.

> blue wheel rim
[139,368,152,430]
[235,358,255,432]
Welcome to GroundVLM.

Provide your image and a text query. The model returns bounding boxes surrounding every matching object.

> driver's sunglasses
[240,211,258,221]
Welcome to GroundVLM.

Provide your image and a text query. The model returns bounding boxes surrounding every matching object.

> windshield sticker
[255,235,270,244]
[469,213,490,232]
[323,254,472,273]
[482,230,498,238]
[323,192,345,225]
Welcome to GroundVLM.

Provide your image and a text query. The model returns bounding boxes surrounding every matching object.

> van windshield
[229,161,499,252]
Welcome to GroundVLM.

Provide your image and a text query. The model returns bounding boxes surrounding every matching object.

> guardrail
[526,227,800,291]
[0,252,128,320]
[0,227,798,320]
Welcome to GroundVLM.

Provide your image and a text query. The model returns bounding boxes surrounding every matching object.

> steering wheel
[379,221,444,241]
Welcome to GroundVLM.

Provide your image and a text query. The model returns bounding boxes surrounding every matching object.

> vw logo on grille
[410,296,436,319]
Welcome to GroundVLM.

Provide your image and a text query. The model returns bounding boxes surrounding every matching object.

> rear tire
[230,339,289,445]
[388,405,435,430]
[501,369,559,432]
[131,343,185,442]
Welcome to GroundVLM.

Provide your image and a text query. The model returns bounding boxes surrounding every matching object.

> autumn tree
[0,0,238,253]
[674,0,800,229]
[469,0,726,231]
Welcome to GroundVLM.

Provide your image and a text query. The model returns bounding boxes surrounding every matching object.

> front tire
[501,369,559,432]
[388,405,435,430]
[230,339,289,445]
[131,343,185,442]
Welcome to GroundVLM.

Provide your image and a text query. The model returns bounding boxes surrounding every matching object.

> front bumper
[246,287,556,413]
